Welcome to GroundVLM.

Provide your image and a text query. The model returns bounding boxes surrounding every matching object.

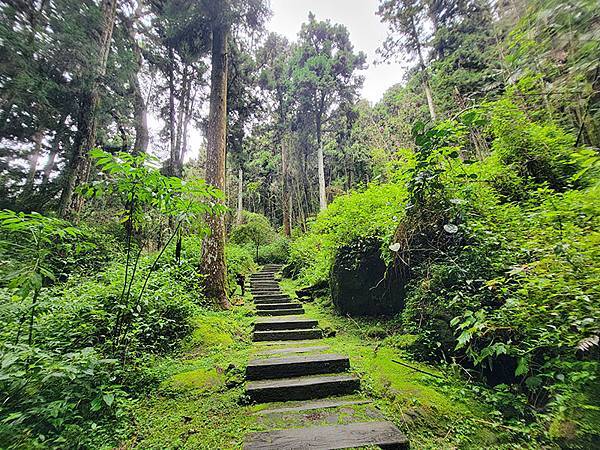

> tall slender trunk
[58,0,118,218]
[282,132,291,236]
[127,2,148,155]
[411,15,436,121]
[202,24,229,308]
[236,167,243,224]
[131,71,148,155]
[41,131,60,185]
[316,116,327,211]
[23,130,44,196]
[179,86,196,167]
[168,47,177,175]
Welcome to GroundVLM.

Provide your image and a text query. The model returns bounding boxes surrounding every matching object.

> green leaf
[515,357,529,376]
[102,393,114,407]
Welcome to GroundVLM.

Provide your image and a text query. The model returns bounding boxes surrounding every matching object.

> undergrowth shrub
[229,211,275,260]
[0,344,129,449]
[257,235,289,264]
[225,243,256,295]
[288,183,407,285]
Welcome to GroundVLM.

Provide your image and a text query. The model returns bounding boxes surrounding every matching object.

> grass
[126,278,539,449]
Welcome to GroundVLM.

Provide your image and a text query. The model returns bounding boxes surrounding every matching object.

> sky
[267,0,406,104]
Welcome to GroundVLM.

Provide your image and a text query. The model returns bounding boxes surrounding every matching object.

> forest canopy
[0,0,599,448]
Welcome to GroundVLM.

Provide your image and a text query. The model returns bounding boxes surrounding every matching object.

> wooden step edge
[243,421,408,450]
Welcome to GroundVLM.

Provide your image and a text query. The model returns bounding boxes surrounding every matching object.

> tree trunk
[58,0,118,218]
[202,24,229,308]
[317,142,327,211]
[411,15,436,121]
[41,131,61,185]
[23,130,44,196]
[316,120,327,211]
[236,167,243,224]
[127,1,148,155]
[282,132,291,236]
[167,47,177,176]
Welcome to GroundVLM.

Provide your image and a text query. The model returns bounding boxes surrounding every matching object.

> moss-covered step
[256,345,330,356]
[246,353,348,380]
[253,297,292,305]
[251,287,282,293]
[257,308,305,316]
[254,318,318,331]
[253,294,290,301]
[246,374,360,403]
[253,329,323,342]
[243,421,408,450]
[256,302,301,311]
[251,284,281,290]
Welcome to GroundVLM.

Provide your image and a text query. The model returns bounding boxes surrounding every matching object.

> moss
[182,309,253,353]
[160,368,224,393]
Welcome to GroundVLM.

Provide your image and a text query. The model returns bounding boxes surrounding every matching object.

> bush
[0,344,129,449]
[229,211,276,259]
[257,236,290,264]
[225,243,256,295]
[288,183,407,285]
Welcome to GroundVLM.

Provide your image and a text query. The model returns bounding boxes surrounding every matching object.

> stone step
[253,293,290,300]
[254,318,318,331]
[254,398,371,415]
[257,308,305,316]
[254,297,291,305]
[243,421,408,450]
[256,345,330,356]
[256,302,301,311]
[253,329,323,342]
[252,289,282,294]
[246,353,347,380]
[251,281,279,285]
[253,293,284,297]
[246,374,360,403]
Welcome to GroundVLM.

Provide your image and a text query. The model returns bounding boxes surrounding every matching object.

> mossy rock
[330,237,405,316]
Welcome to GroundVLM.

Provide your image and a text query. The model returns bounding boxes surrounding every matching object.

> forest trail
[242,265,409,449]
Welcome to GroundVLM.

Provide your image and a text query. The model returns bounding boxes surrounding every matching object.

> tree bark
[167,47,177,176]
[236,167,243,224]
[202,24,229,308]
[41,131,61,185]
[58,0,118,217]
[23,130,44,196]
[282,132,291,236]
[411,15,436,121]
[316,114,327,211]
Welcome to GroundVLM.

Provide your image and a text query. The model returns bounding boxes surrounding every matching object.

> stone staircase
[243,264,409,450]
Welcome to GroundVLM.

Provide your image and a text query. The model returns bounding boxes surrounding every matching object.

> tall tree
[378,0,437,120]
[258,33,293,234]
[291,13,365,210]
[58,0,119,217]
[201,0,269,307]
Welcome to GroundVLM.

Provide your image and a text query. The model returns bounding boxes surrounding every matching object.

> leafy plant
[85,149,224,361]
[0,210,85,346]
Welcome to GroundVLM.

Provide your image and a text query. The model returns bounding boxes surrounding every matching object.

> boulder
[330,238,405,316]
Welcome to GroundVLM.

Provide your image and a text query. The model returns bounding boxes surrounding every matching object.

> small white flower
[443,224,459,234]
[389,242,401,252]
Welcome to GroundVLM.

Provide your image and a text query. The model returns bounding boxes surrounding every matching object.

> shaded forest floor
[125,278,540,449]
